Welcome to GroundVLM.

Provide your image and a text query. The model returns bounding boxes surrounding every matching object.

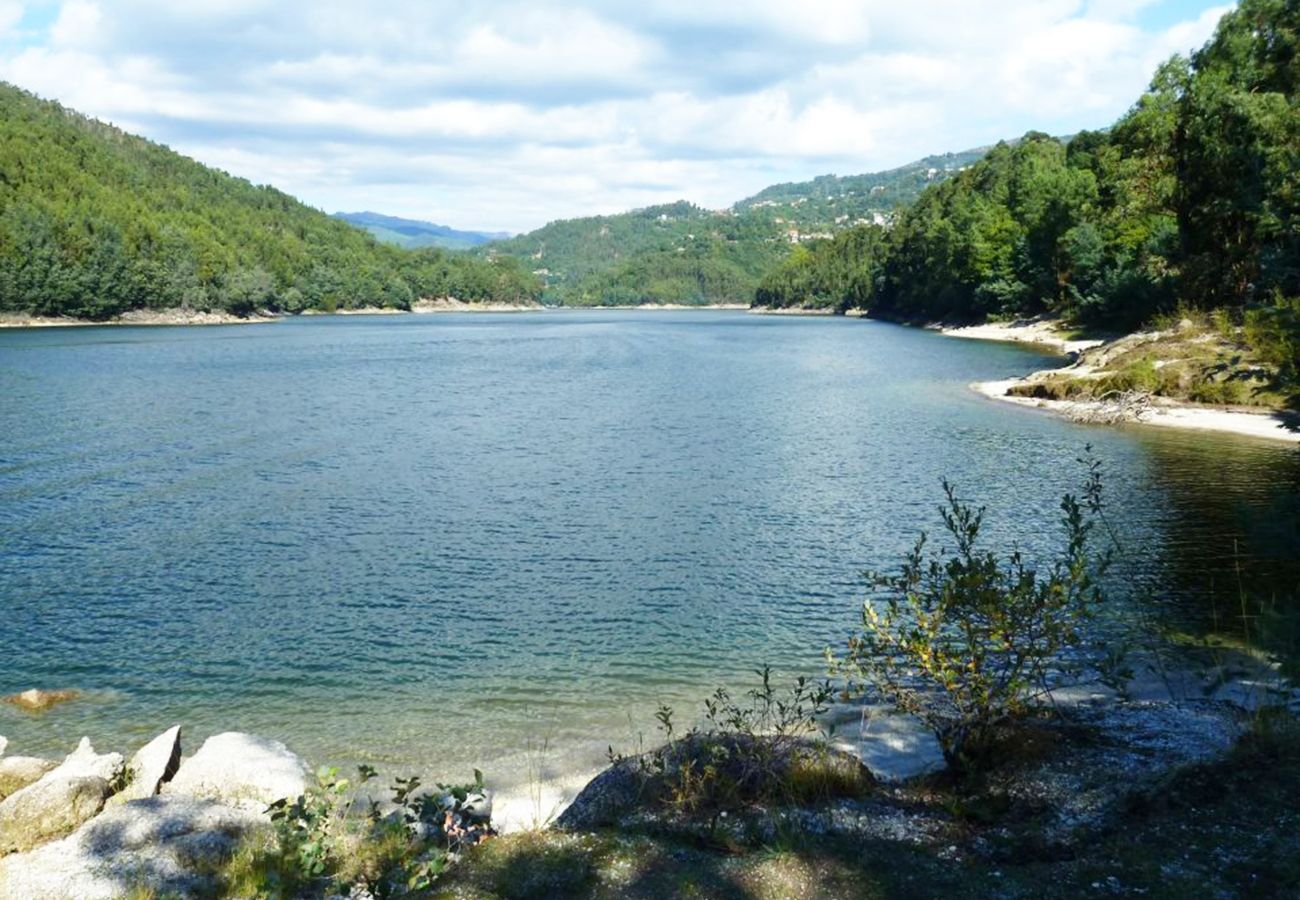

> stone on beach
[0,795,268,900]
[824,705,947,783]
[45,738,125,785]
[0,757,57,802]
[164,732,308,811]
[0,775,111,855]
[113,726,182,803]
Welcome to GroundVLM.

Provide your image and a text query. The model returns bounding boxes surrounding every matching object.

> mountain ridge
[334,211,511,251]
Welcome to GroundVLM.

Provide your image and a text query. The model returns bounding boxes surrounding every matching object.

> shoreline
[0,309,282,329]
[938,316,1105,356]
[946,318,1300,444]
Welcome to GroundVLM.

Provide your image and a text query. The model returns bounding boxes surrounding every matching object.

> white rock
[0,757,57,802]
[0,775,110,855]
[828,708,946,783]
[0,737,7,758]
[115,726,182,803]
[46,738,124,785]
[0,795,268,899]
[164,732,308,812]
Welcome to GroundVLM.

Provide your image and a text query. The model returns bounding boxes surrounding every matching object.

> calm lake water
[2,311,1297,786]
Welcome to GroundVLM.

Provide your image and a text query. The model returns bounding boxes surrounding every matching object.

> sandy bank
[411,297,542,313]
[747,306,835,316]
[950,317,1300,444]
[972,378,1300,443]
[0,309,280,328]
[939,316,1104,356]
[634,302,749,310]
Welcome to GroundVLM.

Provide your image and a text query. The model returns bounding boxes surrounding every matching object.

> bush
[835,458,1110,768]
[615,667,858,817]
[228,765,494,898]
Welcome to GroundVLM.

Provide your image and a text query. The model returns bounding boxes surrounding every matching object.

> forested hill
[481,148,988,306]
[334,211,510,251]
[735,148,988,227]
[0,84,539,319]
[754,0,1298,351]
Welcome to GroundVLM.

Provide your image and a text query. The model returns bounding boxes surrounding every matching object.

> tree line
[0,84,540,319]
[755,0,1297,378]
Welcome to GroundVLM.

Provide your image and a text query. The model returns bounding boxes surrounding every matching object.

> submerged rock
[0,757,56,802]
[1,689,80,713]
[0,775,111,855]
[113,726,182,803]
[0,795,268,900]
[164,732,308,812]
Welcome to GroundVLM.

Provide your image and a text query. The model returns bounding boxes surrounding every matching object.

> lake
[2,310,1297,789]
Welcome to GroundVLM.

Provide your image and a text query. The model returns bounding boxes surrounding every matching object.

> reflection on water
[0,311,1296,783]
[1134,430,1300,672]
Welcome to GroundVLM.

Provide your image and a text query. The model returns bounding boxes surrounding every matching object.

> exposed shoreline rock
[163,732,309,812]
[0,310,280,329]
[939,317,1300,444]
[113,726,182,804]
[0,795,268,900]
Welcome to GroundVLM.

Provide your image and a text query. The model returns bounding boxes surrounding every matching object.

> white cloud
[50,0,101,47]
[0,2,22,37]
[0,0,1237,231]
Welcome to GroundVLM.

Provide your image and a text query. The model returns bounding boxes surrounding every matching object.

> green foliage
[836,462,1110,767]
[248,764,493,898]
[750,0,1299,361]
[755,225,887,311]
[484,150,986,307]
[1244,292,1300,392]
[0,83,540,318]
[615,667,854,818]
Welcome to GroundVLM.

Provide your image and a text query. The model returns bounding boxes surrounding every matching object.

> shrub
[835,458,1110,768]
[616,667,858,817]
[230,765,494,898]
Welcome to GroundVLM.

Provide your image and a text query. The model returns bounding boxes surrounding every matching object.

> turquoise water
[1,311,1297,784]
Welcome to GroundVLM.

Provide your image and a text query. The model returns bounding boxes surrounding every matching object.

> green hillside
[0,84,539,319]
[755,0,1297,340]
[483,149,988,306]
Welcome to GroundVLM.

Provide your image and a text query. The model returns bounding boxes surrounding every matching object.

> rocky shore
[0,309,280,328]
[0,729,307,898]
[943,316,1300,444]
[3,650,1295,898]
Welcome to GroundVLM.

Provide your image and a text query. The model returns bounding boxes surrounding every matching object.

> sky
[0,0,1234,234]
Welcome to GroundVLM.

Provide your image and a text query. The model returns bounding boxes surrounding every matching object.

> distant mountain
[335,211,511,251]
[482,147,990,306]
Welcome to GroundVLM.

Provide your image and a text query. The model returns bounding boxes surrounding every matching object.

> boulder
[0,795,269,900]
[553,759,643,831]
[825,706,947,783]
[164,732,308,812]
[113,726,182,803]
[1,689,80,713]
[0,758,55,802]
[0,775,110,855]
[45,738,124,785]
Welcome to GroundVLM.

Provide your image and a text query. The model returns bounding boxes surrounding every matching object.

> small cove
[1,310,1296,788]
